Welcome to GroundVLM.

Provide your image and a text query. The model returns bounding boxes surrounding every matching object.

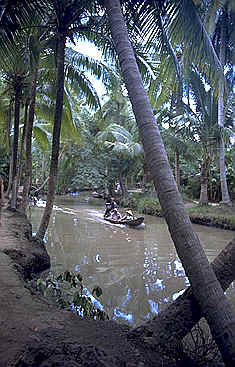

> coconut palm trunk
[174,148,180,189]
[104,0,235,364]
[199,155,210,205]
[35,32,66,241]
[218,7,232,206]
[219,135,231,204]
[22,67,38,211]
[41,154,46,187]
[6,101,13,197]
[10,83,22,210]
[117,157,127,197]
[17,98,29,190]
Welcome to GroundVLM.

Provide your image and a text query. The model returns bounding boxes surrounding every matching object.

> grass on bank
[125,192,235,231]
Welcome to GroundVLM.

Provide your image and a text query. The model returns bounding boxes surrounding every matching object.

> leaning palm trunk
[35,33,66,241]
[22,67,38,211]
[129,237,235,348]
[218,9,231,206]
[104,1,235,364]
[174,149,180,189]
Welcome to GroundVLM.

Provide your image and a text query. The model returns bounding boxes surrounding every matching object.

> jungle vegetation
[0,1,235,365]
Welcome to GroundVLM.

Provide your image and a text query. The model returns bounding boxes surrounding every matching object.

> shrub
[136,196,162,216]
[36,271,108,320]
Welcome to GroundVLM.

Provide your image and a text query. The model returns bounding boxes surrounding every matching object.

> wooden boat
[104,216,144,227]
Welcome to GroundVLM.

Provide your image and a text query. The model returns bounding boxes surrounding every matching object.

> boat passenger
[111,208,122,220]
[116,182,121,193]
[104,197,112,218]
[111,198,118,210]
[122,210,135,221]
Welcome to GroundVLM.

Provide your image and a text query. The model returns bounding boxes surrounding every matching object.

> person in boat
[122,209,135,221]
[111,208,122,220]
[111,197,118,210]
[104,197,113,218]
[116,182,121,193]
[104,196,119,218]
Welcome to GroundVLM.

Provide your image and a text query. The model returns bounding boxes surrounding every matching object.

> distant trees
[96,123,143,196]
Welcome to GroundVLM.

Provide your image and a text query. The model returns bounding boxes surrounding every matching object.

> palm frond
[168,0,223,83]
[33,123,51,152]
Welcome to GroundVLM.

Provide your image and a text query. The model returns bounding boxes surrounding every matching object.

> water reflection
[30,195,235,327]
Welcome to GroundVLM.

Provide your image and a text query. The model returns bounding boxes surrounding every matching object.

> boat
[104,216,144,227]
[92,191,104,199]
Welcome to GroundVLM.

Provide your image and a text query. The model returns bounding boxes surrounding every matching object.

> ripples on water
[30,195,235,327]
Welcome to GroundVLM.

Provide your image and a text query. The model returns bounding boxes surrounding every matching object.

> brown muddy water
[30,193,235,327]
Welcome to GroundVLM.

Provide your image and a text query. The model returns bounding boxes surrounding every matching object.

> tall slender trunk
[41,154,46,186]
[10,83,22,210]
[6,159,13,199]
[6,101,13,197]
[218,7,231,206]
[104,1,235,364]
[118,156,127,197]
[219,134,231,204]
[17,99,29,189]
[199,155,210,205]
[22,67,38,211]
[7,100,13,152]
[35,32,66,241]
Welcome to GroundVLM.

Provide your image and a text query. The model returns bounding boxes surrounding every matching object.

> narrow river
[30,193,235,327]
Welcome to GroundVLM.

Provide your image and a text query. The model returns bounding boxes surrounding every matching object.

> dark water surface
[30,194,235,327]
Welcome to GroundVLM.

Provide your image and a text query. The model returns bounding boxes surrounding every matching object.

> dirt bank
[1,207,182,367]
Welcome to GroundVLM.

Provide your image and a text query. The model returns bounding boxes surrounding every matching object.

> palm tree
[185,68,220,205]
[96,123,143,196]
[21,16,48,211]
[0,12,48,210]
[161,125,191,190]
[0,39,30,210]
[211,3,234,205]
[144,0,234,205]
[34,0,107,241]
[165,0,234,205]
[96,74,144,194]
[103,0,235,363]
[0,2,47,207]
